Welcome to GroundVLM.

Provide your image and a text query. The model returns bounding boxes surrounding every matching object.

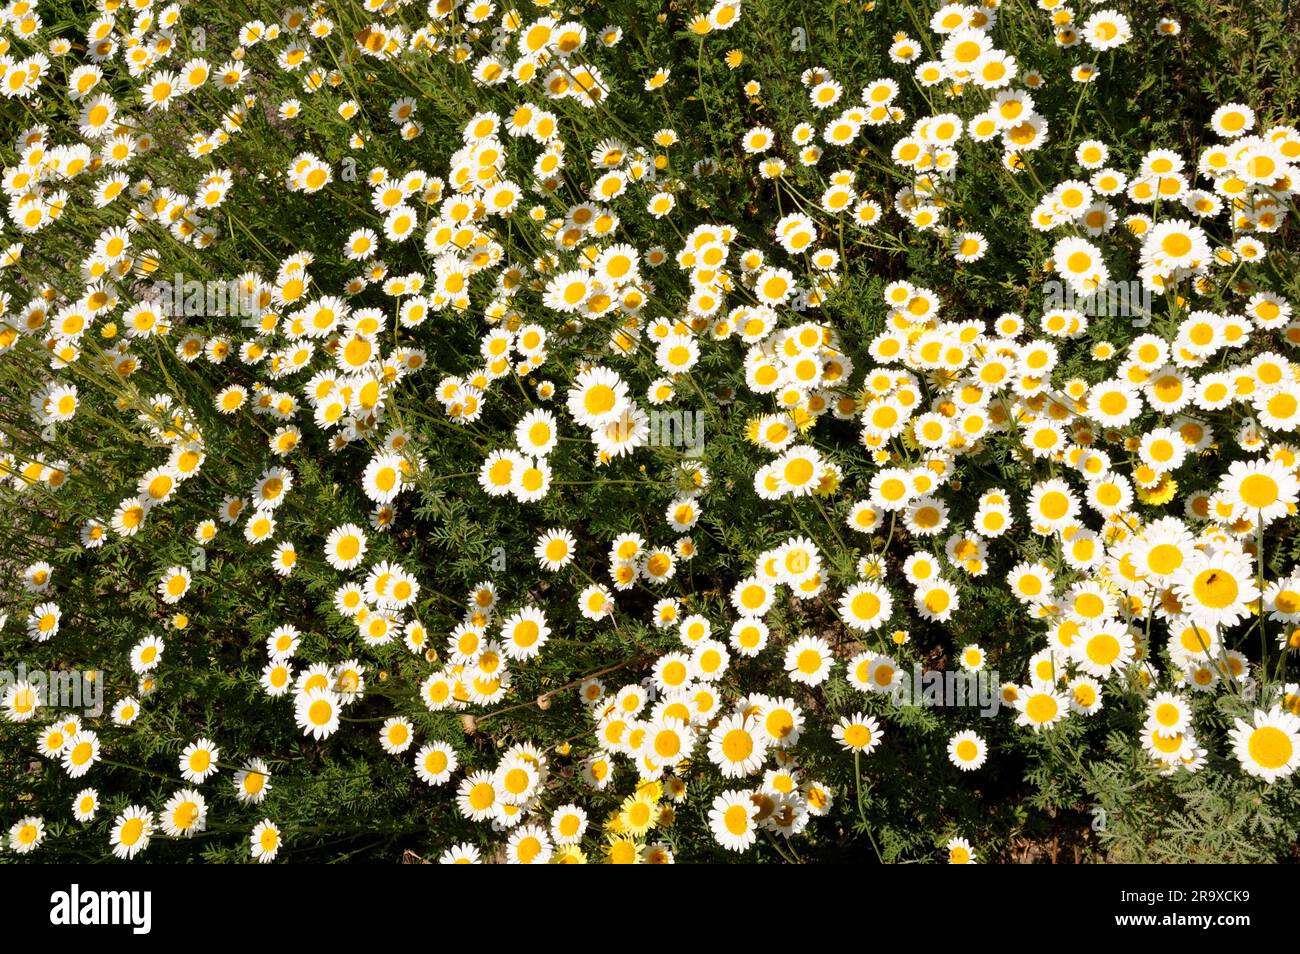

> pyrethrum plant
[2,0,1300,864]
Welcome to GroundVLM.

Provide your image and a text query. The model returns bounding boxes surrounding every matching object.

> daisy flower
[362,452,404,504]
[834,713,883,754]
[439,843,482,864]
[161,788,207,837]
[1172,549,1260,628]
[914,579,959,623]
[551,805,589,845]
[707,714,768,778]
[324,523,368,570]
[947,731,988,770]
[61,731,100,778]
[157,565,192,604]
[72,788,99,822]
[1014,682,1068,732]
[179,738,220,783]
[839,581,893,632]
[295,688,341,740]
[567,366,628,427]
[9,816,44,854]
[946,836,977,864]
[1228,707,1300,782]
[239,819,280,864]
[110,806,154,860]
[708,790,758,852]
[1220,458,1299,525]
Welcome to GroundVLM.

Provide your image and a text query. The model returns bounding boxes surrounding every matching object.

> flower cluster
[3,0,1300,865]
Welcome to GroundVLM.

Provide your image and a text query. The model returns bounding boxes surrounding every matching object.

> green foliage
[2,0,1300,864]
